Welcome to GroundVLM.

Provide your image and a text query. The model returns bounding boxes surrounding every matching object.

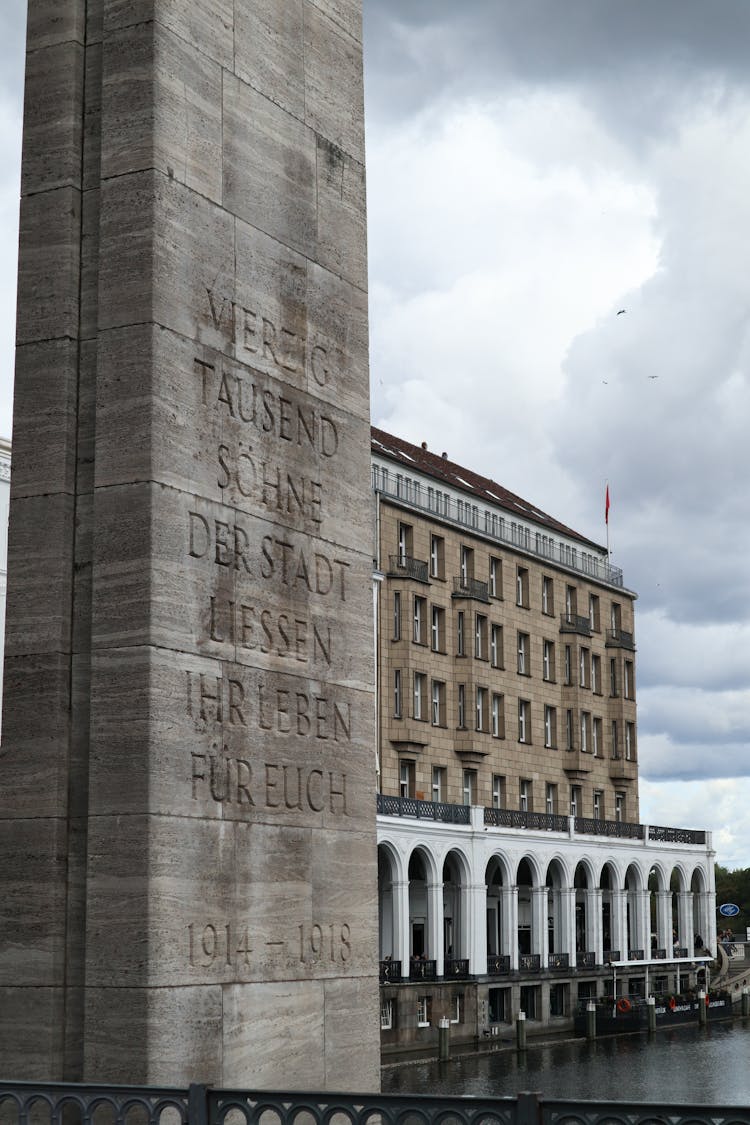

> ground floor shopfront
[377,798,716,1052]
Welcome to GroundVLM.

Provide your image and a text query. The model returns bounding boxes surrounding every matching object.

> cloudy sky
[2,2,750,868]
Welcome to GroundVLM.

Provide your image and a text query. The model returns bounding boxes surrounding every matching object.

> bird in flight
[616,309,626,315]
[647,375,659,380]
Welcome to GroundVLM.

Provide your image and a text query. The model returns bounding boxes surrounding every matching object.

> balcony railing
[379,959,403,983]
[653,948,667,959]
[604,949,621,963]
[577,951,596,968]
[575,816,644,840]
[388,554,429,583]
[518,953,541,972]
[377,794,471,824]
[628,949,645,961]
[377,797,708,848]
[487,954,511,975]
[606,627,636,649]
[373,470,625,587]
[560,613,592,636]
[452,576,490,602]
[444,957,471,979]
[409,958,437,981]
[549,952,570,970]
[484,807,568,832]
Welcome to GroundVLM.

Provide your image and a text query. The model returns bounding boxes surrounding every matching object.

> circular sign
[719,903,740,917]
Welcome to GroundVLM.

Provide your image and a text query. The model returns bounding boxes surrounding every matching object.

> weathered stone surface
[2,0,377,1089]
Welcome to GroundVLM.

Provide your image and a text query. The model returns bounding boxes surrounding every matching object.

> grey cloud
[0,2,26,102]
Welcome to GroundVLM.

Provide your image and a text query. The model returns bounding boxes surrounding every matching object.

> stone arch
[625,861,647,955]
[443,846,471,962]
[574,858,596,957]
[545,857,569,957]
[516,856,541,957]
[377,842,402,960]
[407,844,438,960]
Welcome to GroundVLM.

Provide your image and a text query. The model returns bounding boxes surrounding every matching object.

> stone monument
[0,0,379,1090]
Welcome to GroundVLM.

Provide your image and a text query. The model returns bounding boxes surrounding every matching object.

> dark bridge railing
[2,1083,749,1125]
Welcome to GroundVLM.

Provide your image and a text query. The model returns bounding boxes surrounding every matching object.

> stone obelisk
[0,0,379,1089]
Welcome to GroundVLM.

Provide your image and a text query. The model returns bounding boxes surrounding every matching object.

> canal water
[382,1022,750,1105]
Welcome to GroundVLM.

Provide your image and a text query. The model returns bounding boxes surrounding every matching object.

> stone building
[371,427,715,1052]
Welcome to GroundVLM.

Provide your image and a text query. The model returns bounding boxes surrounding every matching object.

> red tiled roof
[371,427,604,553]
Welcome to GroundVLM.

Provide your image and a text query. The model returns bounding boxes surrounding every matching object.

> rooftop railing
[377,796,707,845]
[374,471,625,588]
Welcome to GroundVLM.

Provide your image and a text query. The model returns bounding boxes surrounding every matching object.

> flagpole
[605,482,610,560]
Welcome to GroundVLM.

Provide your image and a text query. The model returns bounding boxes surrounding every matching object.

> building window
[398,522,412,564]
[432,766,445,803]
[462,769,477,806]
[611,719,619,758]
[491,693,504,738]
[564,645,572,685]
[624,660,634,699]
[593,716,602,757]
[450,994,463,1024]
[592,654,601,695]
[593,790,603,820]
[546,783,556,816]
[393,591,401,640]
[475,614,488,659]
[520,779,531,812]
[544,705,556,748]
[570,785,581,817]
[489,557,502,598]
[589,594,600,631]
[460,545,474,583]
[581,711,590,753]
[579,647,588,688]
[516,566,529,608]
[399,761,415,799]
[430,534,444,579]
[543,639,554,682]
[417,996,432,1027]
[431,606,445,652]
[565,708,574,750]
[517,632,530,675]
[490,624,503,668]
[381,998,394,1030]
[475,686,488,731]
[518,699,531,743]
[432,680,446,727]
[625,722,635,760]
[565,585,577,620]
[393,669,402,718]
[611,602,622,631]
[615,791,625,822]
[413,596,426,644]
[413,672,426,720]
[457,611,465,656]
[492,774,505,809]
[542,575,554,616]
[610,657,618,697]
[457,683,466,729]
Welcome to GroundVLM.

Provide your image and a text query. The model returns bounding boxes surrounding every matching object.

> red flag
[605,484,610,525]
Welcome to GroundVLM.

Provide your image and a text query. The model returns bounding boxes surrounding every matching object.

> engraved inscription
[205,289,333,387]
[186,920,352,970]
[217,442,323,525]
[298,922,351,964]
[190,753,348,815]
[207,597,332,666]
[185,671,352,741]
[188,922,252,968]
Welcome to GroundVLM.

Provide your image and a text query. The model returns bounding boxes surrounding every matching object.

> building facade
[372,428,715,1052]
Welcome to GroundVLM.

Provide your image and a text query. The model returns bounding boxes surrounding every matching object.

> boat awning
[609,956,714,968]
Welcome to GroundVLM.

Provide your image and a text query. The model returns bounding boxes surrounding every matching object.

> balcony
[575,816,644,840]
[444,957,471,979]
[409,958,438,981]
[606,627,636,650]
[377,794,471,824]
[388,554,429,583]
[604,949,621,963]
[484,807,568,832]
[649,824,707,845]
[379,959,403,983]
[452,576,489,603]
[487,954,511,975]
[576,951,596,969]
[628,949,645,961]
[518,953,541,972]
[549,952,570,971]
[609,754,638,781]
[560,613,592,637]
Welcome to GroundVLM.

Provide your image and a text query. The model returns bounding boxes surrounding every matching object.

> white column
[502,886,518,970]
[560,888,577,961]
[656,890,672,952]
[587,888,603,963]
[393,879,410,970]
[468,882,487,974]
[678,891,694,951]
[427,879,444,969]
[610,889,628,957]
[532,886,549,968]
[696,892,712,952]
[634,889,651,955]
